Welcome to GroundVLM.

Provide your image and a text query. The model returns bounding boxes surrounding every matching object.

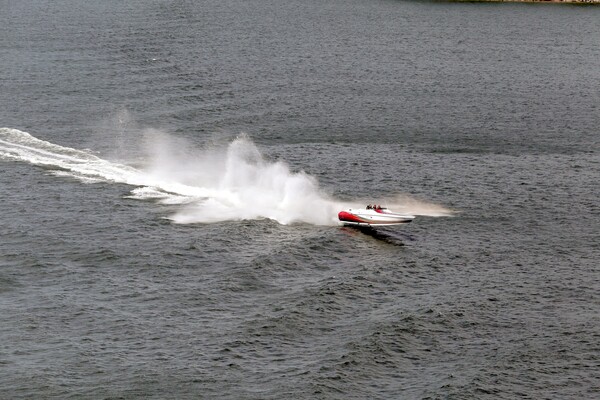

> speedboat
[338,206,415,226]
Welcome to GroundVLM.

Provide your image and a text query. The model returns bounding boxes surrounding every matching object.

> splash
[0,127,454,225]
[142,131,340,225]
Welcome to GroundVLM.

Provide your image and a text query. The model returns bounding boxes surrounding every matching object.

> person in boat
[366,204,373,210]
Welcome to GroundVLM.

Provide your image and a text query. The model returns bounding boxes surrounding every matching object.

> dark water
[1,1,599,398]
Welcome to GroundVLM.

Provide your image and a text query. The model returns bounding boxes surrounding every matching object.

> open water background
[1,0,599,398]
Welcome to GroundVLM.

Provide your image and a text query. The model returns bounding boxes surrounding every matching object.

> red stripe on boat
[338,211,366,223]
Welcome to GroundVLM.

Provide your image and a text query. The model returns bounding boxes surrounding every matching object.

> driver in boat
[367,204,373,209]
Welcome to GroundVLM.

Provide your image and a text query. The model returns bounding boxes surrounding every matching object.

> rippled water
[1,1,599,398]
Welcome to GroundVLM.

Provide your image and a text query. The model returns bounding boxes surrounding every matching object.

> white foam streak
[0,128,142,184]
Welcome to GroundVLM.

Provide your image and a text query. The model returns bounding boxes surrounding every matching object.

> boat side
[338,208,415,226]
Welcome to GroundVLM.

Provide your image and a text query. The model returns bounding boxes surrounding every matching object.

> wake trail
[0,128,217,197]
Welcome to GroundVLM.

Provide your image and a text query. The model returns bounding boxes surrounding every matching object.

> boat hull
[338,208,414,226]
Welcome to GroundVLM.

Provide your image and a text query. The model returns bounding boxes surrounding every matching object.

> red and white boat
[338,206,414,227]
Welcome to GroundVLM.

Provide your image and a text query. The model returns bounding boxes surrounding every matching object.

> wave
[0,127,454,225]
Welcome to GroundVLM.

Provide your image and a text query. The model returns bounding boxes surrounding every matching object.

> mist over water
[0,127,451,226]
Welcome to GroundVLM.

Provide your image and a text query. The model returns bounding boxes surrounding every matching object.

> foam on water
[0,127,453,225]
